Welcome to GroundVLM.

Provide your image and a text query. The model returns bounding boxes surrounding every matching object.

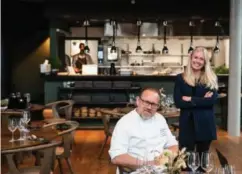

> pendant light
[110,20,117,53]
[188,21,195,54]
[83,19,90,53]
[213,21,220,54]
[135,20,142,53]
[162,21,169,54]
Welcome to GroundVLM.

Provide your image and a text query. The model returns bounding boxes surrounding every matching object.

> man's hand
[204,91,213,98]
[182,96,191,101]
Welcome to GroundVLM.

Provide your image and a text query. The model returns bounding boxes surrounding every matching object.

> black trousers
[179,114,212,172]
[180,140,212,157]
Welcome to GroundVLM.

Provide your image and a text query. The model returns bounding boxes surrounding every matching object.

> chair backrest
[43,120,79,158]
[2,141,62,174]
[101,114,112,136]
[45,100,74,120]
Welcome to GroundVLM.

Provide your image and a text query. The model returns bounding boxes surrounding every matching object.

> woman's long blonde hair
[183,46,218,90]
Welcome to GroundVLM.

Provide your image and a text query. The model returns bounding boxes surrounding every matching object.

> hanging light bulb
[188,21,194,54]
[162,20,169,54]
[136,41,142,53]
[84,43,90,53]
[188,45,194,54]
[110,19,117,53]
[213,43,220,54]
[162,45,169,54]
[136,20,142,53]
[83,18,90,53]
[213,21,220,54]
[110,41,116,53]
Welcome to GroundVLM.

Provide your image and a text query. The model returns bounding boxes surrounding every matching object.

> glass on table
[8,118,17,142]
[215,167,226,174]
[22,111,31,127]
[224,165,236,174]
[187,152,200,173]
[17,118,26,141]
[201,152,215,173]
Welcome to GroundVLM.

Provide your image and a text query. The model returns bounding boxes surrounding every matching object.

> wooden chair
[171,122,180,131]
[2,141,62,174]
[98,114,114,159]
[42,120,79,174]
[118,166,134,174]
[43,100,74,123]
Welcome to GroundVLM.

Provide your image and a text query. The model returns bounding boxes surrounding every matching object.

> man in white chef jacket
[109,88,178,173]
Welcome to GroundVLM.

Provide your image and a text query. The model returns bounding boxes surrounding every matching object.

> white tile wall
[115,37,226,67]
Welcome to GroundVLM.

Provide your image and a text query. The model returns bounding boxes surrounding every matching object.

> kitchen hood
[104,22,160,37]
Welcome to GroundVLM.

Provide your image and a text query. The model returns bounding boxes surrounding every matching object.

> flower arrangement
[155,148,189,174]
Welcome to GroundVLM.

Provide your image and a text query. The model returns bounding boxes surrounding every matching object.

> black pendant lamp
[188,21,194,54]
[214,21,220,54]
[83,19,90,53]
[162,21,169,54]
[135,20,142,53]
[110,20,117,53]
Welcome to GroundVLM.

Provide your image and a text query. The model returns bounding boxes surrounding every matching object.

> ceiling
[18,0,230,21]
[13,0,230,35]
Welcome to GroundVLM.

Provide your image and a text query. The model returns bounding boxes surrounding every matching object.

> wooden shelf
[74,102,129,106]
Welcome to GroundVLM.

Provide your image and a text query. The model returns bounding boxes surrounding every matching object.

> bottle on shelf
[110,63,116,75]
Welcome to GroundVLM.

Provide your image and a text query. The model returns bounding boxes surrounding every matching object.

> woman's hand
[182,96,191,101]
[204,91,213,98]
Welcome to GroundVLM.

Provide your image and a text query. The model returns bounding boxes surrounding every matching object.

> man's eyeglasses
[139,97,160,109]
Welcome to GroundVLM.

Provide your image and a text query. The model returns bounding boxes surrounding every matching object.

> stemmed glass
[8,118,17,142]
[22,111,31,139]
[215,167,226,174]
[201,152,214,173]
[225,165,236,174]
[17,118,26,141]
[22,111,31,127]
[187,152,200,173]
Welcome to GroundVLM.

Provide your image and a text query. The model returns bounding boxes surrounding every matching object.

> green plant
[215,65,229,74]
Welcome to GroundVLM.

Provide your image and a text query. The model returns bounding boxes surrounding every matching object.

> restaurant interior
[1,0,242,173]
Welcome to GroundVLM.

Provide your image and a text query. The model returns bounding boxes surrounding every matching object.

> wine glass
[187,152,200,173]
[215,167,226,174]
[22,111,31,126]
[17,118,26,141]
[224,165,236,174]
[201,152,214,173]
[8,118,17,142]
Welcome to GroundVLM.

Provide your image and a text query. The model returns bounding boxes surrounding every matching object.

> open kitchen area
[1,0,242,173]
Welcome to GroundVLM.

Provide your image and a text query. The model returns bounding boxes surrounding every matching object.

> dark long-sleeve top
[173,73,218,145]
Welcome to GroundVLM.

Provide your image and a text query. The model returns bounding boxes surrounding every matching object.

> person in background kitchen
[72,43,93,73]
[109,87,178,173]
[173,46,218,167]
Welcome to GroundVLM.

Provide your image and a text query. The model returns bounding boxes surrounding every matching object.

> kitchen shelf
[127,54,189,57]
[98,65,183,68]
[59,86,141,91]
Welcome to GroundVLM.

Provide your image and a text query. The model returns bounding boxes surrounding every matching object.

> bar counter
[43,74,229,82]
[43,74,229,129]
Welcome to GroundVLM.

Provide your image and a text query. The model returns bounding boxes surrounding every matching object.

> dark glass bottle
[109,63,116,75]
[16,92,26,109]
[8,93,17,109]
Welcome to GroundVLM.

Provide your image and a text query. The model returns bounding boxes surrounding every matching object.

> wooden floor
[1,128,242,174]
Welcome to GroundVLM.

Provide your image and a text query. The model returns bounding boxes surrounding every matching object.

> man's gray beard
[140,114,153,120]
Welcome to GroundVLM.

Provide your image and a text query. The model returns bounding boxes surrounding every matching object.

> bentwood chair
[42,120,79,174]
[2,140,62,174]
[43,100,74,123]
[98,114,114,159]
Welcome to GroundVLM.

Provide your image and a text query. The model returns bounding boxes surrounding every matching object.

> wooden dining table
[1,123,60,152]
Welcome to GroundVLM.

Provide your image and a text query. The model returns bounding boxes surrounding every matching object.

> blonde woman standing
[173,47,218,156]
